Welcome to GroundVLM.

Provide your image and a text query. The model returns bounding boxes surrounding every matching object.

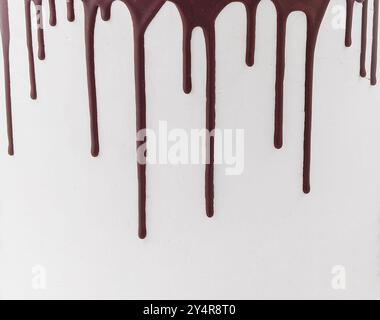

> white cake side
[0,0,379,299]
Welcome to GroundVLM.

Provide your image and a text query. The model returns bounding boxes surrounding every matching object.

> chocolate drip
[346,0,368,49]
[272,0,330,194]
[48,0,76,24]
[346,0,379,85]
[170,0,260,217]
[0,0,13,155]
[205,25,216,217]
[25,0,45,100]
[346,0,355,47]
[273,4,286,150]
[360,0,368,77]
[83,2,99,157]
[82,0,165,239]
[48,0,57,26]
[134,33,148,239]
[24,0,75,100]
[67,0,75,22]
[371,0,379,85]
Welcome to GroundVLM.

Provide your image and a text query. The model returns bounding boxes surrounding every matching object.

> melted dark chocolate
[25,0,45,100]
[0,0,13,155]
[360,0,368,77]
[0,0,376,238]
[81,0,331,237]
[82,0,166,239]
[271,0,330,194]
[371,0,379,85]
[169,0,260,219]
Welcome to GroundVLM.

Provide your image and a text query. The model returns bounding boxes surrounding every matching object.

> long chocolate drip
[134,32,148,238]
[83,2,99,157]
[371,0,379,85]
[170,0,260,218]
[204,25,216,217]
[303,18,320,194]
[0,0,13,155]
[360,0,368,77]
[273,5,286,149]
[48,0,57,26]
[272,0,330,194]
[182,21,192,94]
[67,0,75,22]
[346,0,355,47]
[25,0,45,99]
[245,2,259,67]
[82,0,165,238]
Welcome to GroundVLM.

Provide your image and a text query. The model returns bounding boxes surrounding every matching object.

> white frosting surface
[0,0,378,299]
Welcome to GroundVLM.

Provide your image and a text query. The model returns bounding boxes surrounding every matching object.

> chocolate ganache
[0,0,377,238]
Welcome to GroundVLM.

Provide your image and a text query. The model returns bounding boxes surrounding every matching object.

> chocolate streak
[0,0,13,155]
[25,0,45,100]
[170,0,260,218]
[272,0,330,194]
[82,0,165,239]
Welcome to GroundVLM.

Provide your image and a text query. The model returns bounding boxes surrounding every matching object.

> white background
[0,0,379,299]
